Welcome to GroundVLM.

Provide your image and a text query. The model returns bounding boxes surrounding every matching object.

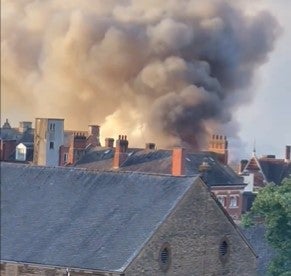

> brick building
[0,119,34,162]
[239,146,291,212]
[1,162,257,275]
[75,136,245,219]
[59,125,101,166]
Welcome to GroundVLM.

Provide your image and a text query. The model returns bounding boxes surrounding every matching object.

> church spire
[252,138,256,157]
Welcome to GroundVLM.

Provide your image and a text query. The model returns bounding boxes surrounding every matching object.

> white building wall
[45,119,64,166]
[33,118,64,166]
[242,173,254,192]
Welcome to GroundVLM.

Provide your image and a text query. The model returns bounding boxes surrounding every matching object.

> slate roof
[243,155,291,185]
[259,158,291,184]
[75,148,244,187]
[1,162,197,272]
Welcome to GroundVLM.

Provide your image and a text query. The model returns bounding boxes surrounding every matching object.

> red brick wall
[0,140,16,161]
[212,188,243,220]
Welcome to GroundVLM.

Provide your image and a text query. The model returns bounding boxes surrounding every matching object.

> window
[219,237,230,263]
[49,142,54,149]
[64,153,68,162]
[217,195,226,207]
[229,196,238,208]
[49,123,55,131]
[159,243,171,271]
[219,241,228,256]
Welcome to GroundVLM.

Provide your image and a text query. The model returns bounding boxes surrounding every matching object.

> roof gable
[258,158,291,184]
[1,163,197,272]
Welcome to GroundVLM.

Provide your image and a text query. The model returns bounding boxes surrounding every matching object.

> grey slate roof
[1,162,197,272]
[75,148,244,186]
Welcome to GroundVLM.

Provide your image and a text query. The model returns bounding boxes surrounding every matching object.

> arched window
[159,243,171,271]
[219,237,230,263]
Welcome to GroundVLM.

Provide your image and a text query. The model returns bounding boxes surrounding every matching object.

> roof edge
[121,176,200,271]
[210,193,258,258]
[0,260,123,275]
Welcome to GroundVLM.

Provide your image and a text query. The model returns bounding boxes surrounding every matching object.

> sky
[1,0,290,160]
[235,0,291,159]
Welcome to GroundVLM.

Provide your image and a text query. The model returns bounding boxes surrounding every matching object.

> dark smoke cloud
[1,0,281,149]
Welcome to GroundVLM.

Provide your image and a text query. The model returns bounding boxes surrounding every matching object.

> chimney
[19,121,32,133]
[286,145,291,161]
[113,135,129,168]
[172,147,185,176]
[239,159,248,173]
[105,138,114,148]
[87,125,100,147]
[145,143,156,150]
[208,134,228,164]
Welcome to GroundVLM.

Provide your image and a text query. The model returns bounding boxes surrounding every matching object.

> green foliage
[242,178,291,276]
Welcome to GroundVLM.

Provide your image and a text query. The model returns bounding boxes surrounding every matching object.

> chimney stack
[87,125,100,147]
[19,121,32,133]
[172,147,185,176]
[145,143,156,150]
[208,134,228,164]
[113,135,128,168]
[105,138,114,148]
[286,145,291,161]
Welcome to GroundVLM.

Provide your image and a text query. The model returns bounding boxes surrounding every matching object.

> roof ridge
[0,162,198,178]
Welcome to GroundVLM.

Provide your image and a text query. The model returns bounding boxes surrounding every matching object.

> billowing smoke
[1,0,280,149]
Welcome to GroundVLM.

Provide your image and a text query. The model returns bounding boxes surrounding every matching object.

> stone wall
[0,262,123,276]
[125,179,257,276]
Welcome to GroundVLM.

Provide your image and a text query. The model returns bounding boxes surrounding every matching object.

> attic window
[219,238,230,262]
[159,243,171,271]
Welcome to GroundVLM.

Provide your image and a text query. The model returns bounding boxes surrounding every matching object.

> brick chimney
[145,143,156,150]
[208,134,228,164]
[286,145,291,161]
[68,132,87,164]
[87,125,100,147]
[113,135,128,168]
[172,147,185,176]
[105,138,114,148]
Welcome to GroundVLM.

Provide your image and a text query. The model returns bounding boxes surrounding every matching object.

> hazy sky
[235,0,291,159]
[1,0,290,160]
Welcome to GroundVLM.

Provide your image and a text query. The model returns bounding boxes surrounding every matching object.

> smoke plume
[1,0,280,149]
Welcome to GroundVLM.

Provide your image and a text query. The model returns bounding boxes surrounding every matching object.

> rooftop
[1,162,198,272]
[75,147,244,187]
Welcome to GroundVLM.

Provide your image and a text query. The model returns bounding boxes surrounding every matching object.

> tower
[33,118,64,166]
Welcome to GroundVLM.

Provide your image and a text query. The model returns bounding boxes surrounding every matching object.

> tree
[242,178,291,276]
